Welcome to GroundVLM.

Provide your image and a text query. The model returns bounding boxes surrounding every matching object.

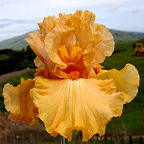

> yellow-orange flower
[3,78,38,125]
[3,10,139,142]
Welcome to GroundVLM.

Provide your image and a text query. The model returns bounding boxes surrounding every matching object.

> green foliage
[0,54,9,61]
[0,46,36,75]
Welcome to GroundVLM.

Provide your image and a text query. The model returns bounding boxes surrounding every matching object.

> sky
[0,0,144,41]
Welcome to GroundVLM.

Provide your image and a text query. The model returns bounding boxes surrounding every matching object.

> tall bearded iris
[3,10,139,142]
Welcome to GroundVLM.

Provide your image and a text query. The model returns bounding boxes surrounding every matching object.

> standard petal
[38,16,58,36]
[25,31,46,63]
[92,24,114,64]
[69,10,99,49]
[25,31,57,78]
[69,44,82,63]
[61,33,76,54]
[96,64,140,103]
[68,10,102,67]
[67,10,114,68]
[3,79,38,125]
[34,56,44,72]
[58,45,70,63]
[44,25,74,69]
[30,77,125,141]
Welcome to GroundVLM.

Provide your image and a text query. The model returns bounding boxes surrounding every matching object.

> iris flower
[3,10,139,142]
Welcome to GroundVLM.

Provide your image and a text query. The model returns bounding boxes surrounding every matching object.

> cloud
[0,19,27,23]
[0,18,41,41]
[0,0,143,41]
[0,23,12,28]
[0,18,39,41]
[130,9,139,14]
[107,2,122,12]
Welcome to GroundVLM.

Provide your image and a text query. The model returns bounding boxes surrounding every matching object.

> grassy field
[0,54,9,61]
[0,40,144,143]
[28,138,144,144]
[103,41,144,136]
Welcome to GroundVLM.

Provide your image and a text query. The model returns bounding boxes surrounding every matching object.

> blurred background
[0,0,144,144]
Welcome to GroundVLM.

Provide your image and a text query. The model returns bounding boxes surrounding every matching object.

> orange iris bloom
[3,10,139,142]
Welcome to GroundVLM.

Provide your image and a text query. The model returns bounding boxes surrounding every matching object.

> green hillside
[0,33,29,50]
[0,29,144,50]
[110,29,144,43]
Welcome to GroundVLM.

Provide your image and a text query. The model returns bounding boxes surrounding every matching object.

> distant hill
[0,33,29,50]
[110,29,144,43]
[0,29,144,50]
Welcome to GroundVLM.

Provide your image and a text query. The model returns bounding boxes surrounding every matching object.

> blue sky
[0,0,144,41]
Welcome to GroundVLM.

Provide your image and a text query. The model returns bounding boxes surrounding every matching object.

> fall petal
[3,79,38,125]
[96,64,139,103]
[30,77,125,141]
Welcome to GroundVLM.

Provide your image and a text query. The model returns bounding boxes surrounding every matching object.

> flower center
[57,42,85,79]
[65,62,82,73]
[64,62,83,79]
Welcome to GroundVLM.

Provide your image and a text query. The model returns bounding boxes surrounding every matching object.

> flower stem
[61,136,65,144]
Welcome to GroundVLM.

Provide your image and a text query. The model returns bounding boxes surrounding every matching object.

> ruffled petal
[96,64,140,103]
[44,25,74,69]
[34,56,44,72]
[68,10,101,66]
[30,77,125,141]
[61,33,76,54]
[68,11,114,67]
[52,66,70,79]
[58,45,70,63]
[3,79,38,125]
[34,56,56,79]
[69,10,98,48]
[25,31,56,78]
[25,31,46,63]
[67,10,114,67]
[38,16,58,36]
[69,44,82,63]
[25,32,56,78]
[92,24,114,64]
